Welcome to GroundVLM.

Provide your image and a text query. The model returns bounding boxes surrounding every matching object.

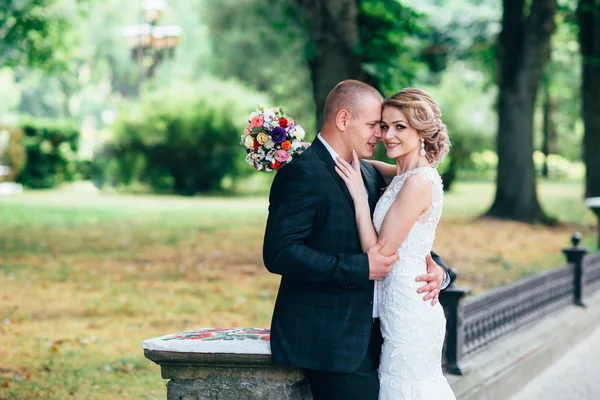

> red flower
[278,117,289,128]
[270,161,281,170]
[253,140,260,150]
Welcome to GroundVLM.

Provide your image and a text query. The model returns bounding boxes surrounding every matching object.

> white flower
[265,139,275,149]
[265,149,277,162]
[294,125,306,141]
[291,140,303,150]
[244,135,255,149]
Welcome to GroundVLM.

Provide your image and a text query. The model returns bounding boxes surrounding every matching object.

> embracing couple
[263,80,455,400]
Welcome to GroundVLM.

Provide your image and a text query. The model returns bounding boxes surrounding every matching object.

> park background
[0,0,599,399]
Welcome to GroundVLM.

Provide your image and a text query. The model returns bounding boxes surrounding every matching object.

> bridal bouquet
[240,106,306,172]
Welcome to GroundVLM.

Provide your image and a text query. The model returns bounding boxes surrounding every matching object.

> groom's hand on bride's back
[367,237,398,281]
[416,255,445,306]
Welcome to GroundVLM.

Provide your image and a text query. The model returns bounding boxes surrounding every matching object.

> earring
[420,138,426,157]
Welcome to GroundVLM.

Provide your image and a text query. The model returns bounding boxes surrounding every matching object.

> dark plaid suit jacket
[263,138,385,373]
[263,138,446,373]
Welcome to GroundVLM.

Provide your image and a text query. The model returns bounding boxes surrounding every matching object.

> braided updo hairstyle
[382,88,450,166]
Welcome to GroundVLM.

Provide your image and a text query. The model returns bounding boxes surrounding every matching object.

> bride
[334,88,456,399]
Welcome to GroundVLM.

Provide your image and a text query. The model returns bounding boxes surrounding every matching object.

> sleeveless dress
[373,167,455,400]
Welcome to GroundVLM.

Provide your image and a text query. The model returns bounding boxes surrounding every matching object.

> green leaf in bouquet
[251,127,263,133]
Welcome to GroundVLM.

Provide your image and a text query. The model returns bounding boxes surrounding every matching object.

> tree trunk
[541,80,558,177]
[578,0,600,200]
[296,0,362,128]
[485,0,557,223]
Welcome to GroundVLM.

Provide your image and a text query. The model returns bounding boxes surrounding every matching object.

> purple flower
[269,126,286,143]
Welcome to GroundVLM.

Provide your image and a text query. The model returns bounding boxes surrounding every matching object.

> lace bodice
[373,167,443,267]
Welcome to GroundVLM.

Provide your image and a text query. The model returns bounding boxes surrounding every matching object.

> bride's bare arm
[364,160,396,177]
[364,160,396,185]
[377,173,432,257]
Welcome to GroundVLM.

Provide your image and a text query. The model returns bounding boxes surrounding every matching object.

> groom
[263,80,450,400]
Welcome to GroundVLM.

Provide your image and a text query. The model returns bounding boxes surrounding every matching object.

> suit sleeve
[263,163,369,287]
[430,250,451,290]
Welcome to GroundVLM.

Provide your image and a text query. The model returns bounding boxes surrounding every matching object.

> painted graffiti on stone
[162,328,271,342]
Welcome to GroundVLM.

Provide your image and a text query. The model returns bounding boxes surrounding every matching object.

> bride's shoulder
[401,171,432,193]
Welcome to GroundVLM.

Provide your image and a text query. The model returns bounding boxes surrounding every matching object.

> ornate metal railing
[462,263,574,358]
[440,233,599,375]
[583,251,600,294]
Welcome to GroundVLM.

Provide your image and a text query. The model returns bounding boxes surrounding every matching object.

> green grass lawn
[0,179,597,399]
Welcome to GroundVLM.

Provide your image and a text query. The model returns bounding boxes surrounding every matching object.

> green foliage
[201,0,316,134]
[536,6,583,161]
[0,0,79,69]
[357,0,427,93]
[401,0,501,82]
[533,151,583,180]
[15,117,81,188]
[102,78,269,195]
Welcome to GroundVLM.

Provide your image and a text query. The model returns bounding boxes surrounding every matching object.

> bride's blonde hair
[383,88,450,166]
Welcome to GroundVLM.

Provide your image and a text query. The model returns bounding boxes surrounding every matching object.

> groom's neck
[320,131,352,162]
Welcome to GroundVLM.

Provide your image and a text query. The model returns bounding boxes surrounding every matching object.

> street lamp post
[122,0,182,93]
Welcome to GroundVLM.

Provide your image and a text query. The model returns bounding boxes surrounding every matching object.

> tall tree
[485,0,557,223]
[296,0,362,128]
[296,0,426,127]
[577,0,600,200]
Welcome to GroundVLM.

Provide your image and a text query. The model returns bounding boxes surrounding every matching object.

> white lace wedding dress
[373,167,455,400]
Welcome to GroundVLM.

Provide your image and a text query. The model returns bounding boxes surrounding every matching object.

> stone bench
[143,328,312,400]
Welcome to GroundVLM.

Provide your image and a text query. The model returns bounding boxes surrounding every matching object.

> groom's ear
[336,109,349,131]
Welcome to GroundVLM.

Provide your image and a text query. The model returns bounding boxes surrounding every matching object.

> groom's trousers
[304,319,383,400]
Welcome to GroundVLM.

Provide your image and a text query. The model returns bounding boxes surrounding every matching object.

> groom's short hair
[324,80,383,122]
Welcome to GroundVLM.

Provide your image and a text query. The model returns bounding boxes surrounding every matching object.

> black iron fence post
[439,268,472,375]
[562,232,589,307]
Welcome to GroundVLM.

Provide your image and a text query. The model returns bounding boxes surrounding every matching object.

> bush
[533,151,572,180]
[101,78,269,195]
[14,118,80,188]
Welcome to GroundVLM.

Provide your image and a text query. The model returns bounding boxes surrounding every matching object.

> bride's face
[381,107,421,159]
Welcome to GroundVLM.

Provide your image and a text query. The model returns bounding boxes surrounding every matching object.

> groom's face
[346,95,383,159]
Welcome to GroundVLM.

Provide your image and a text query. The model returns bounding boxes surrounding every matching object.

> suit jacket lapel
[311,138,354,207]
[360,162,379,215]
